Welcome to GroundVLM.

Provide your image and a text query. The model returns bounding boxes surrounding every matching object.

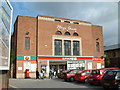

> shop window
[25,37,30,50]
[73,32,79,36]
[96,42,100,52]
[55,31,62,35]
[54,39,62,55]
[64,40,71,55]
[64,32,70,35]
[73,41,80,56]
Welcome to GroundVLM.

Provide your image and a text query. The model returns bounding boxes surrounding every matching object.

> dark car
[87,67,119,85]
[59,70,68,79]
[101,69,120,90]
[74,69,92,83]
[63,69,81,82]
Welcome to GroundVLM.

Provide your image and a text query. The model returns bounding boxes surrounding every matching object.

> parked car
[101,69,120,90]
[74,69,92,83]
[63,69,81,82]
[59,70,68,79]
[87,67,120,85]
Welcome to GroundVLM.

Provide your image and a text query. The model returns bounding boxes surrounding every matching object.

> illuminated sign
[57,25,77,31]
[24,56,30,60]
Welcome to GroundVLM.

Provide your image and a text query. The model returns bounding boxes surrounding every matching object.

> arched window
[64,32,70,35]
[55,31,62,35]
[73,32,79,36]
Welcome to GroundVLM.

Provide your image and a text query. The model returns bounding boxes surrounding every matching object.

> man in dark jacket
[36,70,39,79]
[49,70,53,79]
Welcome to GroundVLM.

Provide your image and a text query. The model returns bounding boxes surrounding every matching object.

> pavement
[9,78,104,90]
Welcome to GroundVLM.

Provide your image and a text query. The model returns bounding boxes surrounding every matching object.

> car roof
[106,69,120,72]
[91,67,119,71]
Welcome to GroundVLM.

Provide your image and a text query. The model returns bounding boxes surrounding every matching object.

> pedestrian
[42,69,45,78]
[40,70,44,79]
[49,70,53,79]
[54,70,57,78]
[36,70,39,79]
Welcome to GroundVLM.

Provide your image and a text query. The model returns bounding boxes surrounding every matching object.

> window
[54,40,62,55]
[112,52,116,57]
[26,32,29,35]
[64,21,70,23]
[55,31,62,35]
[25,37,30,50]
[73,22,79,24]
[64,40,71,55]
[55,19,61,22]
[117,72,120,78]
[73,32,79,36]
[73,41,80,55]
[82,71,90,75]
[96,42,100,52]
[91,70,100,74]
[64,32,70,35]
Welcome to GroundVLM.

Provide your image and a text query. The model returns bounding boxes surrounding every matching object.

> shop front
[37,56,105,77]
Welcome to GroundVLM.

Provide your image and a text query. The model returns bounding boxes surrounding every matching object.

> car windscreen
[103,71,117,80]
[106,71,117,75]
[68,70,80,74]
[91,70,100,74]
[82,71,91,75]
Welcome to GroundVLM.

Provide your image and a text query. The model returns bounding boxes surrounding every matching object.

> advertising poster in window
[88,62,92,69]
[97,62,101,69]
[24,62,31,72]
[31,62,36,72]
[0,0,13,70]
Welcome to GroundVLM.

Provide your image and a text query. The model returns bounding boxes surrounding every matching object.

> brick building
[104,44,120,67]
[12,15,104,78]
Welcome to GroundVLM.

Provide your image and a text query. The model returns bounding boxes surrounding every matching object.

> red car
[87,67,120,85]
[63,69,81,82]
[74,69,92,82]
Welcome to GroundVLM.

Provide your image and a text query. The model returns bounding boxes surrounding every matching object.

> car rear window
[91,70,100,74]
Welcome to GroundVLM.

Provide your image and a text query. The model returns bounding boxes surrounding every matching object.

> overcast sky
[10,1,118,46]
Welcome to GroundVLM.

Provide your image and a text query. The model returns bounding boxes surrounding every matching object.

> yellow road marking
[9,84,21,90]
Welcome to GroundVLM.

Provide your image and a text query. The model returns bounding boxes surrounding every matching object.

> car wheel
[64,78,69,82]
[89,83,94,85]
[103,86,109,90]
[70,77,74,82]
[116,83,120,90]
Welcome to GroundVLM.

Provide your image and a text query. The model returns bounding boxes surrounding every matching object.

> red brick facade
[12,15,104,78]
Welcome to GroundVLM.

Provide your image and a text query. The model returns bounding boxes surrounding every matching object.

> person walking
[40,70,44,79]
[36,70,39,79]
[49,70,53,79]
[54,70,57,78]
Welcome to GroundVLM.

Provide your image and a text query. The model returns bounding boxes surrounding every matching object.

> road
[9,78,104,90]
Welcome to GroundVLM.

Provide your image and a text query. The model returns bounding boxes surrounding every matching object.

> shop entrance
[49,61,67,73]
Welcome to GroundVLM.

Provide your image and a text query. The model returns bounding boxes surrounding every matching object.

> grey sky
[11,1,118,46]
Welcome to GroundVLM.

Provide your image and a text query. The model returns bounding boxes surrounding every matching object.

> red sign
[37,56,94,61]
